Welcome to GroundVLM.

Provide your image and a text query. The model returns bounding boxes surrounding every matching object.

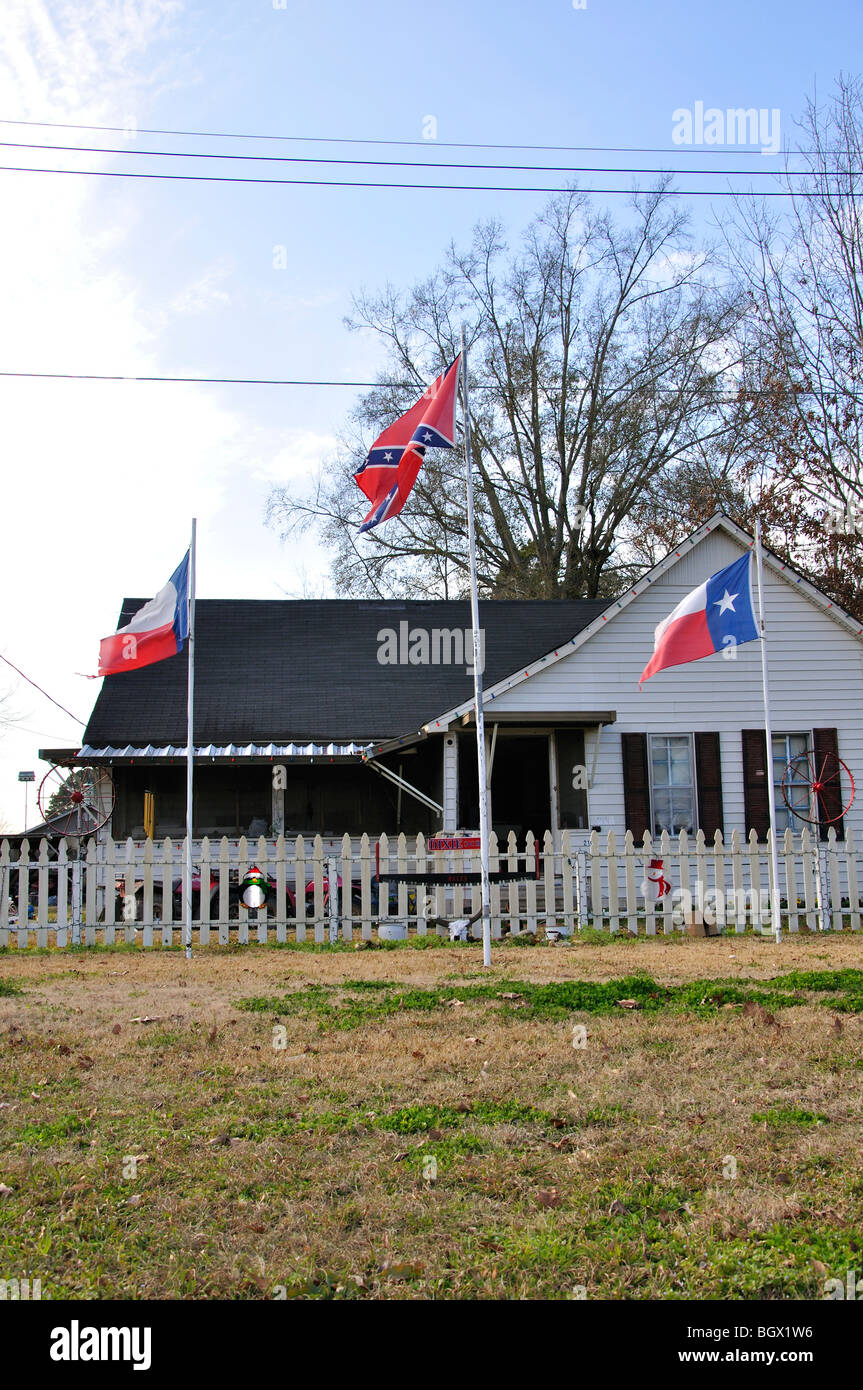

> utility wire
[0,165,824,196]
[0,140,842,178]
[0,115,816,157]
[0,370,813,399]
[0,653,86,725]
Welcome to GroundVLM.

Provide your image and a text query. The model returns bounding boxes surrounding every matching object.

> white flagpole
[460,329,492,967]
[184,518,197,962]
[754,520,782,944]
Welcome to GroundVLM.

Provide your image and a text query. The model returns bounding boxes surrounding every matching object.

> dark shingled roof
[82,598,608,746]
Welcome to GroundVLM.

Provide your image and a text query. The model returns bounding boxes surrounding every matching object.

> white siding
[486,529,863,838]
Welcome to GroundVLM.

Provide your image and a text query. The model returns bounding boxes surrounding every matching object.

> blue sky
[0,0,860,826]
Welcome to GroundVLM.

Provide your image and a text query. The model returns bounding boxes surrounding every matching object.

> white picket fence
[0,826,859,947]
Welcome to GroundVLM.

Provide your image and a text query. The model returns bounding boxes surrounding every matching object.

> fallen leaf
[208,1026,218,1041]
[498,992,523,1001]
[609,1200,629,1216]
[535,1187,562,1208]
[812,1259,828,1278]
[111,1024,122,1036]
[0,1184,14,1198]
[832,1017,843,1035]
[410,1051,425,1060]
[455,1101,472,1114]
[130,1016,162,1025]
[57,1044,72,1056]
[742,1001,760,1019]
[446,999,465,1008]
[616,999,640,1010]
[427,1128,443,1141]
[126,1193,142,1207]
[76,1056,95,1071]
[463,1036,483,1045]
[302,1046,318,1055]
[380,1261,424,1281]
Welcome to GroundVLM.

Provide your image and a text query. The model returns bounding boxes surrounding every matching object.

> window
[772,733,810,833]
[649,734,696,836]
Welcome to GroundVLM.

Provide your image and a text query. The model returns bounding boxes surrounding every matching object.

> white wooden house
[41,513,863,850]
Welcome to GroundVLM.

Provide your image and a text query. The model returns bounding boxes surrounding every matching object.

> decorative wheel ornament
[781,751,855,826]
[36,765,116,837]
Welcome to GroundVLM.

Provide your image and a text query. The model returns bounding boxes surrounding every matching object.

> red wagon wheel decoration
[36,765,116,837]
[781,751,855,827]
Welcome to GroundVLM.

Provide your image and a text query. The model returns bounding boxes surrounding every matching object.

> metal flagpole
[460,329,492,967]
[754,520,782,944]
[184,518,197,962]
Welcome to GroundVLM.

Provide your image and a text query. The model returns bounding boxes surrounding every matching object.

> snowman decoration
[641,857,671,902]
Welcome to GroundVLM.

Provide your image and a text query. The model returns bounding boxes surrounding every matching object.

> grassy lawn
[1,932,862,1300]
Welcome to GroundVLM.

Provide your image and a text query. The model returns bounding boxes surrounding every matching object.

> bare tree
[728,75,863,517]
[268,185,743,599]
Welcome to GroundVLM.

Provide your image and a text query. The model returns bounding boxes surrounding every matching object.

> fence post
[0,839,9,950]
[607,829,622,934]
[103,836,116,946]
[312,835,325,943]
[56,838,68,948]
[161,838,174,948]
[199,836,211,946]
[712,830,726,932]
[36,839,50,948]
[846,827,860,932]
[17,839,30,950]
[525,830,538,935]
[85,839,98,947]
[340,833,353,942]
[294,834,306,943]
[359,833,372,941]
[218,837,230,945]
[274,834,287,944]
[782,828,798,934]
[415,833,427,937]
[256,836,269,945]
[123,838,137,945]
[561,830,574,936]
[142,838,154,948]
[542,830,556,935]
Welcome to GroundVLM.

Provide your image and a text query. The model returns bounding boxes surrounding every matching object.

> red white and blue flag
[98,552,190,676]
[639,551,759,688]
[354,355,461,533]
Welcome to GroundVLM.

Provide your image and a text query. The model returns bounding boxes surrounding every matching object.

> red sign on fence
[427,836,482,852]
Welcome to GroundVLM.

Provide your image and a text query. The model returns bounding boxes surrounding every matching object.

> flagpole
[184,518,197,962]
[460,329,492,968]
[754,520,782,944]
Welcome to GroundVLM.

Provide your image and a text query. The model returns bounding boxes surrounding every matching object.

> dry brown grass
[1,936,862,1300]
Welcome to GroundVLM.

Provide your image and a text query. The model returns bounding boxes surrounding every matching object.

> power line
[0,653,86,725]
[0,115,807,156]
[0,164,822,196]
[0,369,811,399]
[1,140,840,179]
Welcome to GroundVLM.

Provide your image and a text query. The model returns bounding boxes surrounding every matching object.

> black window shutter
[621,733,650,841]
[812,728,845,841]
[694,732,723,839]
[741,729,770,840]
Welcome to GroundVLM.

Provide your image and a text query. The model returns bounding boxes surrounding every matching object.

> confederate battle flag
[353,356,461,533]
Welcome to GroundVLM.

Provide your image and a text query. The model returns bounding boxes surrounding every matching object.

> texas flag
[639,551,759,688]
[98,551,190,676]
[354,355,461,533]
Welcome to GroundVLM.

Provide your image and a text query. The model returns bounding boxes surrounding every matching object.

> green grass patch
[751,1105,828,1127]
[235,967,863,1030]
[0,976,23,996]
[16,1113,91,1146]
